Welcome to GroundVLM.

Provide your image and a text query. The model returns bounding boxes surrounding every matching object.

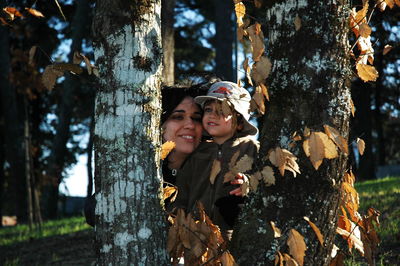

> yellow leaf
[303,216,324,245]
[359,23,371,38]
[270,221,282,238]
[161,141,175,160]
[383,44,393,55]
[323,125,349,154]
[209,159,221,184]
[251,56,271,83]
[234,2,246,27]
[25,8,45,18]
[294,15,301,31]
[356,63,378,82]
[287,229,306,266]
[357,138,365,155]
[163,186,177,202]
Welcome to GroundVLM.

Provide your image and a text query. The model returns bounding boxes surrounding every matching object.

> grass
[344,176,400,265]
[0,216,90,246]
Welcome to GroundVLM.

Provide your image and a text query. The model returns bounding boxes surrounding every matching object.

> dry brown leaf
[350,98,355,117]
[355,1,368,24]
[251,56,272,84]
[25,8,45,18]
[234,2,246,27]
[319,132,339,159]
[249,175,259,192]
[220,251,237,266]
[0,17,9,25]
[270,221,282,238]
[229,150,241,169]
[287,229,306,266]
[163,186,177,202]
[303,127,311,137]
[161,141,175,160]
[303,216,324,245]
[42,65,64,90]
[232,154,254,173]
[275,251,284,266]
[359,23,371,38]
[356,63,378,82]
[283,253,299,266]
[241,180,250,196]
[247,23,265,62]
[294,15,301,31]
[252,87,265,114]
[29,46,37,66]
[357,138,365,155]
[243,58,253,86]
[259,83,269,101]
[261,166,275,186]
[209,159,221,184]
[305,133,324,170]
[383,44,393,55]
[323,125,349,154]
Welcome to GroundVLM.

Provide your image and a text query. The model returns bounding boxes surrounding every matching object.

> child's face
[202,101,236,144]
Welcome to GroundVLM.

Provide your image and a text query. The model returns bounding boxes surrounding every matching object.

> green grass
[0,216,90,246]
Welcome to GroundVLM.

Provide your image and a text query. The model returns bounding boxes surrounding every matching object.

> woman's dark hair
[161,76,220,124]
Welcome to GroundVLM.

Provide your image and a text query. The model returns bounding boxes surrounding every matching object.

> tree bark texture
[231,1,352,265]
[214,0,234,81]
[44,0,91,219]
[161,0,175,85]
[92,0,168,264]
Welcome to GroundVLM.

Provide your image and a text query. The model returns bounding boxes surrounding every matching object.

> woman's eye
[170,115,183,120]
[192,116,202,122]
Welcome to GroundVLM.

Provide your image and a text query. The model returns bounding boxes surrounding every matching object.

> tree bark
[231,1,351,265]
[214,0,234,81]
[162,0,175,85]
[92,0,168,264]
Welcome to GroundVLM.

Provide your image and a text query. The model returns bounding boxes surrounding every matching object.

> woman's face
[162,97,203,156]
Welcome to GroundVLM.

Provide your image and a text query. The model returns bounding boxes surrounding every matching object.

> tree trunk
[0,7,27,222]
[44,0,91,219]
[231,1,351,265]
[214,0,234,81]
[162,0,175,85]
[92,0,168,264]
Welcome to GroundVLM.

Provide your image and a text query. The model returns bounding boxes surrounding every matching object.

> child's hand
[229,173,247,197]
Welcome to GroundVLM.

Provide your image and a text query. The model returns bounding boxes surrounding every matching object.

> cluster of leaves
[334,170,381,265]
[1,6,44,25]
[167,205,236,266]
[349,0,398,82]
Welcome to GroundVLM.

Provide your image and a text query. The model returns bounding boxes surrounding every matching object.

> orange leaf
[287,229,306,266]
[323,125,349,154]
[209,159,221,184]
[3,7,24,20]
[356,63,378,82]
[25,8,45,18]
[161,141,175,160]
[304,216,324,245]
[357,138,365,155]
[385,0,395,8]
[396,0,400,7]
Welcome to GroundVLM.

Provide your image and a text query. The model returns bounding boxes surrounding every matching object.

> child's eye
[204,107,212,113]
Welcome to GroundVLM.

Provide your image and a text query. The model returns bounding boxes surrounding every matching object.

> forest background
[0,0,399,264]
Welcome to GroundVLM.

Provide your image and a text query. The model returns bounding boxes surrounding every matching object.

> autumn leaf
[275,251,284,266]
[210,159,221,184]
[42,65,64,90]
[294,15,301,31]
[3,7,24,20]
[287,229,306,266]
[323,125,349,154]
[269,147,300,177]
[243,58,253,86]
[356,63,378,82]
[247,23,265,62]
[220,251,237,266]
[304,216,324,245]
[249,175,259,192]
[357,138,365,155]
[259,83,269,101]
[350,98,355,117]
[303,126,310,137]
[251,56,272,84]
[252,86,265,114]
[261,166,275,186]
[282,253,298,266]
[161,141,175,160]
[25,8,45,18]
[234,2,246,27]
[383,44,393,55]
[163,186,177,202]
[359,23,371,38]
[355,1,368,24]
[270,221,282,238]
[336,226,364,255]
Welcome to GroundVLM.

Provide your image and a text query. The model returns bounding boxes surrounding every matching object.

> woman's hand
[229,173,247,197]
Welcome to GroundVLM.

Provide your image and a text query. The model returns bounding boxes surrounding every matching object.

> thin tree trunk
[214,0,234,81]
[92,0,168,264]
[231,1,351,265]
[45,0,91,218]
[162,0,175,85]
[24,97,34,229]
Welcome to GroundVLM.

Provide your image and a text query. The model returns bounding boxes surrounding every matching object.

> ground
[0,229,96,266]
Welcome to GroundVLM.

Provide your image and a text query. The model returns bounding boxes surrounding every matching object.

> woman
[84,83,209,226]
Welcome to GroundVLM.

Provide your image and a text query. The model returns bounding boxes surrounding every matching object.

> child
[174,81,259,237]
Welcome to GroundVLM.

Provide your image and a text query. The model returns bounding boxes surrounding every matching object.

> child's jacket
[174,135,259,232]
